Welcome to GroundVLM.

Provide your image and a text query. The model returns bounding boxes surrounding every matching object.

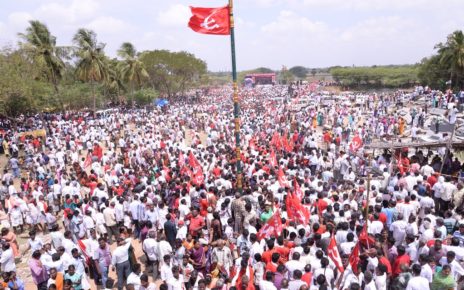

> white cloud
[261,10,328,35]
[340,16,416,42]
[34,0,99,25]
[301,0,462,10]
[8,12,33,27]
[87,16,134,35]
[157,4,190,28]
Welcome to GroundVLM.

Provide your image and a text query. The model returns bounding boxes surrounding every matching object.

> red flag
[178,151,185,168]
[349,134,363,152]
[189,152,199,168]
[188,6,230,35]
[359,223,375,247]
[293,178,303,200]
[282,132,294,153]
[162,167,171,182]
[194,170,204,185]
[257,210,283,240]
[277,167,289,187]
[271,132,282,150]
[328,236,344,273]
[180,166,193,179]
[286,192,309,225]
[270,149,277,167]
[349,242,361,274]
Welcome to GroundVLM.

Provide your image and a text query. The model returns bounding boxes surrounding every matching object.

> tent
[155,99,169,107]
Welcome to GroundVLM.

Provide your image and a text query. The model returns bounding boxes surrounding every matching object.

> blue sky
[1,0,463,71]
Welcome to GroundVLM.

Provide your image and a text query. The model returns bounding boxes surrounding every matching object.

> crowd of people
[0,84,462,290]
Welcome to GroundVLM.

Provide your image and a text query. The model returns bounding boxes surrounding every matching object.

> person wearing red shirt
[377,208,388,224]
[199,193,209,217]
[427,173,438,188]
[301,264,312,286]
[212,166,221,178]
[315,192,328,213]
[274,237,291,263]
[188,209,205,238]
[261,240,277,264]
[265,252,280,273]
[377,249,392,276]
[392,246,410,277]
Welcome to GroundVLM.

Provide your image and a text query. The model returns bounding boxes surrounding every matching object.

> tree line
[330,65,419,88]
[418,30,464,90]
[0,20,207,117]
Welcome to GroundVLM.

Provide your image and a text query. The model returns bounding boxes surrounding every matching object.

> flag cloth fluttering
[285,192,310,225]
[188,6,230,35]
[349,242,361,274]
[349,134,363,152]
[327,236,344,273]
[257,210,283,240]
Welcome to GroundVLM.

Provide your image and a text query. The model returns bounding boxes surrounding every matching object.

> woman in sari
[1,228,19,258]
[431,265,456,290]
[189,239,206,275]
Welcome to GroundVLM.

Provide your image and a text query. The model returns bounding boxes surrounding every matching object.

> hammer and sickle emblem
[201,9,220,30]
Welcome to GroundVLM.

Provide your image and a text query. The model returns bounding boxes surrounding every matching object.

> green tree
[73,28,108,112]
[139,50,207,98]
[18,20,69,110]
[279,66,294,84]
[435,30,464,89]
[311,68,317,77]
[117,42,149,105]
[105,58,126,104]
[0,48,52,117]
[289,66,308,79]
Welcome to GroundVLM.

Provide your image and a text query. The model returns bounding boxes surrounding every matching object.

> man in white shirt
[369,213,384,235]
[140,273,157,290]
[167,266,184,290]
[406,264,430,290]
[160,255,173,282]
[419,254,434,283]
[142,231,158,277]
[127,263,142,290]
[111,237,132,290]
[0,243,15,273]
[285,252,305,275]
[259,272,277,290]
[288,269,306,290]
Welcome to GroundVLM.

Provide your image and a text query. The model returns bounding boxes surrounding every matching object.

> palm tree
[117,42,148,106]
[106,58,126,104]
[436,30,464,89]
[18,20,68,101]
[73,28,108,112]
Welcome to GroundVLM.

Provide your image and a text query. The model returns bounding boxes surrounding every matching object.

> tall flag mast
[188,0,242,193]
